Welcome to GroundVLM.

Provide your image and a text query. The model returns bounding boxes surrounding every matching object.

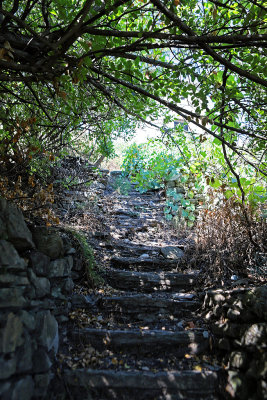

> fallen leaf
[187,321,195,329]
[185,354,192,359]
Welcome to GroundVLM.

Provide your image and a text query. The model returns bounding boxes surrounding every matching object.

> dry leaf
[188,321,195,329]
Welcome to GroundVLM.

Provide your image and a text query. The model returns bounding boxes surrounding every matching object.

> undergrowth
[0,174,59,226]
[111,175,132,195]
[68,229,104,287]
[190,198,267,284]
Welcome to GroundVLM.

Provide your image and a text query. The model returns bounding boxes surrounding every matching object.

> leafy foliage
[0,0,266,172]
[121,133,266,226]
[0,0,266,226]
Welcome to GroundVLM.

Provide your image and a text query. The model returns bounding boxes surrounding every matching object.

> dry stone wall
[0,198,79,400]
[203,286,267,400]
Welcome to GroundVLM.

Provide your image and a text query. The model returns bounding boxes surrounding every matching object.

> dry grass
[188,199,267,283]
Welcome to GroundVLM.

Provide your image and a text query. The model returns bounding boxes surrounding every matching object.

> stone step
[116,217,163,226]
[71,327,209,355]
[110,256,183,271]
[98,293,200,322]
[63,369,219,400]
[105,269,197,292]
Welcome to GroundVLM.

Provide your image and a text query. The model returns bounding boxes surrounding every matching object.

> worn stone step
[71,327,209,355]
[98,294,200,321]
[106,269,197,292]
[105,242,161,255]
[63,369,219,400]
[116,219,163,228]
[110,256,183,271]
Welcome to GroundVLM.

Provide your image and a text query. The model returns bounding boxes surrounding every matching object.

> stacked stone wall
[0,198,80,399]
[203,286,267,399]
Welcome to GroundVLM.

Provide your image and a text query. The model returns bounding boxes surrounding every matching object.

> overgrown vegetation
[68,230,104,287]
[111,175,132,195]
[121,136,266,218]
[0,0,266,182]
[121,136,266,279]
[0,0,266,279]
[192,198,267,282]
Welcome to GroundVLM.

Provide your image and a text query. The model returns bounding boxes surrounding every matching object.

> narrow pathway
[61,172,222,399]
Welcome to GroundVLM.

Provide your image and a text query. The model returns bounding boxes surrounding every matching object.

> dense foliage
[0,0,266,217]
[122,134,266,211]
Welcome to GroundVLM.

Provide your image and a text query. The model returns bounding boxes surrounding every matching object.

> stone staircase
[61,171,223,399]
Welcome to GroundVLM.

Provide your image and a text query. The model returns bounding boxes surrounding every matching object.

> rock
[227,308,241,321]
[0,199,8,240]
[37,311,59,353]
[106,269,196,292]
[217,338,231,351]
[0,288,27,309]
[257,379,267,399]
[110,256,180,270]
[226,370,250,400]
[98,294,199,321]
[66,247,76,255]
[71,328,209,355]
[3,203,34,251]
[62,277,74,294]
[229,351,248,369]
[1,312,24,353]
[246,352,267,379]
[32,349,52,373]
[213,305,223,318]
[160,246,184,260]
[28,250,50,276]
[16,331,32,373]
[10,376,34,400]
[31,227,64,259]
[51,287,67,300]
[29,298,55,309]
[90,182,105,190]
[242,323,267,348]
[28,269,50,298]
[0,355,16,379]
[0,273,29,286]
[245,286,267,320]
[48,256,73,277]
[0,240,26,270]
[211,322,244,338]
[71,293,96,308]
[19,310,36,331]
[34,373,51,398]
[0,382,11,399]
[213,293,226,303]
[140,253,150,259]
[72,258,83,271]
[64,368,217,396]
[110,170,123,177]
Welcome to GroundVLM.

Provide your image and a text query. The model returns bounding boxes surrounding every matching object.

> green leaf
[182,209,189,218]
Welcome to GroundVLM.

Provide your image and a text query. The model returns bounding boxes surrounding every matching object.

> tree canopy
[0,0,266,176]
